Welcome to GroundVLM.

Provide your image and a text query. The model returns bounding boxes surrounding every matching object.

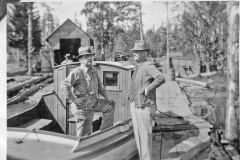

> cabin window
[103,71,120,90]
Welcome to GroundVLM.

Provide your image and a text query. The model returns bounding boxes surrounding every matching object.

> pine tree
[40,3,57,49]
[74,12,82,28]
[7,2,42,52]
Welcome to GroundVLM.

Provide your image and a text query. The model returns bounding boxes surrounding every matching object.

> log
[176,78,209,88]
[7,77,53,105]
[7,73,53,94]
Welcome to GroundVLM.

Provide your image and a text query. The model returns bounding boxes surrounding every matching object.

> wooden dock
[153,80,213,160]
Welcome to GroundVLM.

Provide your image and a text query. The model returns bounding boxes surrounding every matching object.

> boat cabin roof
[53,61,136,70]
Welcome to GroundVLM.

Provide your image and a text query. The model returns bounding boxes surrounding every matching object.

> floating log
[7,77,53,105]
[7,73,53,94]
[176,78,209,88]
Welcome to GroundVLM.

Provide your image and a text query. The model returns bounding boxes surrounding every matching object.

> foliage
[81,2,141,60]
[181,2,228,65]
[143,1,229,72]
[41,8,56,47]
[74,12,82,28]
[7,2,42,52]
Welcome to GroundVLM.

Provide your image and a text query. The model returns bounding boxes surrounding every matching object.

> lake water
[192,96,227,138]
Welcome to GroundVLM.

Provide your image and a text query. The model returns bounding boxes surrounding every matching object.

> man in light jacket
[128,40,165,160]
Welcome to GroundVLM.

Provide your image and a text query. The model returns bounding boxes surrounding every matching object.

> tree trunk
[225,2,239,151]
[166,2,169,70]
[139,2,143,40]
[27,2,33,76]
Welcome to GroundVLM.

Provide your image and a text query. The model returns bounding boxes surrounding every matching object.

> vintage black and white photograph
[2,0,239,160]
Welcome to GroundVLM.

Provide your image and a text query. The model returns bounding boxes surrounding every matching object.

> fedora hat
[130,40,149,51]
[77,46,94,58]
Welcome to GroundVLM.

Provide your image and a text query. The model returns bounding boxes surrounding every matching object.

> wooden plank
[153,123,212,132]
[156,85,164,99]
[194,148,210,160]
[9,140,38,155]
[168,97,178,117]
[152,132,162,160]
[8,139,34,153]
[18,119,52,130]
[160,132,178,159]
[185,130,202,147]
[177,95,191,105]
[179,139,210,160]
[196,128,211,143]
[176,78,209,88]
[159,98,170,114]
[171,98,192,116]
[167,82,177,98]
[162,83,169,99]
[174,131,191,157]
[173,81,182,95]
[36,144,72,160]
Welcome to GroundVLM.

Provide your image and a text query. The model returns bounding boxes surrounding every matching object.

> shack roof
[45,19,93,42]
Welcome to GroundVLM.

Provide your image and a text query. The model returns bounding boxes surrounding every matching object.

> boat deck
[8,137,73,160]
[152,80,213,160]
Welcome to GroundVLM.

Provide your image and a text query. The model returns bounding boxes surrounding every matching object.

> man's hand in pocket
[73,97,87,106]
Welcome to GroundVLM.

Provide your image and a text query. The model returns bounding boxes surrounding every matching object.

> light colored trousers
[71,96,115,137]
[130,101,156,160]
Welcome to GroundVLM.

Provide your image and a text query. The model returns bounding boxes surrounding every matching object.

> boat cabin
[53,61,135,136]
[45,19,94,66]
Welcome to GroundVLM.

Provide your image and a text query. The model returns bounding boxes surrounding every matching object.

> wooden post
[50,47,55,69]
[27,2,33,76]
[225,2,239,151]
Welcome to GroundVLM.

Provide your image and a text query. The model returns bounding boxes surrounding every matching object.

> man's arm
[60,71,78,102]
[146,64,165,92]
[96,73,109,99]
[147,75,165,91]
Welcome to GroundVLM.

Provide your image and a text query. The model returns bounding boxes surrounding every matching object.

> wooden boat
[7,61,138,160]
[7,61,239,160]
[7,119,137,160]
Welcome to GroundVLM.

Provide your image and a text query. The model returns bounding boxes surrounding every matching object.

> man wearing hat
[60,46,115,138]
[128,40,165,160]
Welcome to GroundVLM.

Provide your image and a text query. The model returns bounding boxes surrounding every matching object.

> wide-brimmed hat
[130,40,150,51]
[77,46,94,58]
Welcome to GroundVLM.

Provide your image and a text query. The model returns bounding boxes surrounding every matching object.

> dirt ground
[7,62,27,77]
[7,62,27,73]
[178,72,227,100]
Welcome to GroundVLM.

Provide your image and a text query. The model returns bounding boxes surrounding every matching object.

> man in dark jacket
[60,46,115,138]
[128,40,165,160]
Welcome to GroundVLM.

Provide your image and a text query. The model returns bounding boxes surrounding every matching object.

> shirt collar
[79,65,92,73]
[134,59,146,69]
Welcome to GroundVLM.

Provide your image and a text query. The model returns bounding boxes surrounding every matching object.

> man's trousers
[71,96,115,138]
[130,101,156,160]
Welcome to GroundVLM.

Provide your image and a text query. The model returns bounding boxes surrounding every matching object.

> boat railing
[71,118,132,153]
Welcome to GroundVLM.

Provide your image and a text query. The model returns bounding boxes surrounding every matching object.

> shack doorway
[54,38,81,65]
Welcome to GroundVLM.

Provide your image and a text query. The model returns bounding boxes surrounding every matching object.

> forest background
[6,1,230,73]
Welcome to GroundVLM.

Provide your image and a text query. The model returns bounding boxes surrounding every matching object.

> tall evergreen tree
[40,3,56,49]
[181,1,228,71]
[74,12,82,28]
[7,2,42,52]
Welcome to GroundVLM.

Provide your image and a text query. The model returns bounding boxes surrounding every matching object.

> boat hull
[8,121,137,160]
